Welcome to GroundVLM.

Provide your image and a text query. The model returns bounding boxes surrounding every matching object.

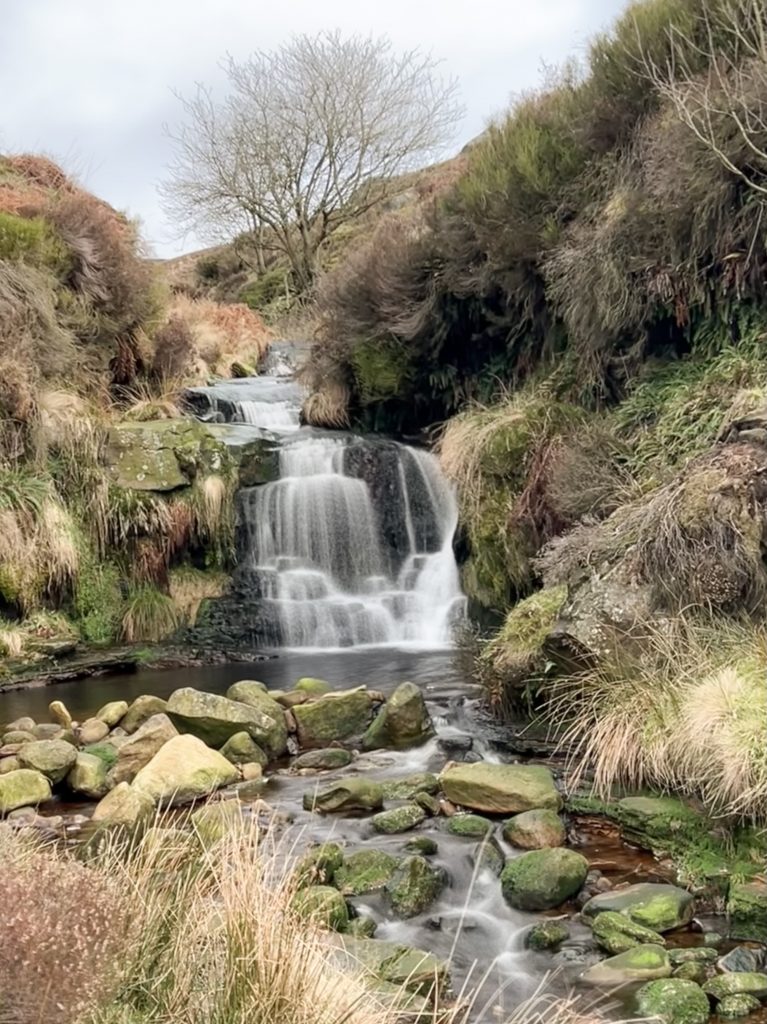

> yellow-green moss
[0,211,71,278]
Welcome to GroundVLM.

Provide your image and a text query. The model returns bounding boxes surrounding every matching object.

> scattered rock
[582,945,671,986]
[293,748,353,771]
[527,921,570,951]
[440,762,561,815]
[5,717,35,734]
[502,809,566,850]
[382,773,439,800]
[471,838,506,877]
[582,883,694,933]
[132,734,239,805]
[0,757,20,775]
[191,800,242,845]
[673,963,707,985]
[669,948,718,966]
[0,769,51,814]
[91,782,154,827]
[294,677,332,696]
[447,814,493,838]
[17,739,77,784]
[415,791,440,815]
[635,978,710,1024]
[361,682,434,751]
[293,885,349,931]
[335,850,400,895]
[97,701,129,727]
[347,916,377,938]
[703,973,767,1001]
[110,714,179,785]
[303,778,384,814]
[405,836,438,856]
[500,847,588,911]
[336,937,449,997]
[293,689,374,747]
[295,842,345,887]
[437,735,473,757]
[728,881,767,945]
[48,701,72,730]
[34,724,68,742]
[385,856,446,918]
[67,753,109,799]
[83,742,119,769]
[371,804,426,834]
[219,731,268,767]
[79,718,111,745]
[718,947,764,974]
[168,687,288,758]
[718,994,762,1019]
[3,730,35,745]
[121,695,169,734]
[591,911,665,955]
[703,932,724,948]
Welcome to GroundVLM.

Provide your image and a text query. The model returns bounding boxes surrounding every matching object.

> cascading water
[185,373,466,649]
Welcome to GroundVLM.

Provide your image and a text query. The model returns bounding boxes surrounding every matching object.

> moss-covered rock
[225,680,268,703]
[718,994,762,1019]
[97,700,129,727]
[167,687,287,758]
[728,880,767,945]
[440,762,561,814]
[481,585,568,690]
[385,855,446,918]
[472,837,506,876]
[668,948,718,966]
[582,945,671,986]
[447,814,493,838]
[0,768,51,813]
[672,963,707,985]
[293,689,374,747]
[293,748,353,771]
[110,714,179,785]
[295,842,345,887]
[67,752,110,799]
[703,973,767,1001]
[381,773,438,800]
[526,921,570,951]
[105,419,230,492]
[219,731,268,766]
[91,781,154,827]
[371,803,426,835]
[303,778,384,814]
[82,742,119,769]
[132,734,239,806]
[635,979,710,1024]
[502,809,565,849]
[337,937,449,997]
[346,916,377,938]
[405,836,438,856]
[294,677,332,696]
[500,847,588,911]
[293,885,349,931]
[335,850,400,895]
[582,883,694,933]
[121,695,169,734]
[17,739,77,784]
[361,682,434,751]
[591,910,665,955]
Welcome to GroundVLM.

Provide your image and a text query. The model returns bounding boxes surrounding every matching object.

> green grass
[0,211,71,278]
[120,584,181,643]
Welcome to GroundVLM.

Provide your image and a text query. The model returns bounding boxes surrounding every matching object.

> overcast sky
[1,0,627,257]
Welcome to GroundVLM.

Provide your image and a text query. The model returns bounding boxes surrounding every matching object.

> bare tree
[642,0,767,196]
[161,32,462,291]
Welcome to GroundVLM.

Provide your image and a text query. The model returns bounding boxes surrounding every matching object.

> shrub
[74,555,123,645]
[0,210,71,276]
[120,584,181,643]
[239,266,290,310]
[151,314,196,380]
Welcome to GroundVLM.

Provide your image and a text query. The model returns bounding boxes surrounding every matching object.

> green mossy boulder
[385,855,446,918]
[591,910,665,955]
[219,731,268,767]
[293,748,353,770]
[669,948,718,966]
[382,773,438,800]
[447,814,493,838]
[294,677,332,696]
[582,945,672,986]
[335,850,400,895]
[673,963,707,985]
[718,994,762,1019]
[91,781,154,827]
[105,419,228,492]
[97,701,129,727]
[440,762,561,814]
[293,689,374,747]
[728,881,767,945]
[405,836,438,856]
[167,687,287,758]
[346,916,377,938]
[303,778,384,814]
[17,739,77,784]
[500,848,588,911]
[67,753,110,799]
[703,973,767,1001]
[635,979,710,1024]
[191,800,242,845]
[293,885,349,932]
[82,742,119,769]
[0,769,51,813]
[337,937,449,997]
[526,921,570,951]
[502,809,566,849]
[295,842,345,887]
[110,714,179,785]
[371,803,426,835]
[121,695,169,734]
[472,837,506,877]
[132,734,239,806]
[361,682,434,751]
[225,680,268,703]
[582,883,695,933]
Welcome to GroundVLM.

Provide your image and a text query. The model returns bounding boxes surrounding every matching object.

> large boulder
[292,689,374,748]
[635,979,710,1024]
[703,973,767,1001]
[500,847,588,911]
[132,734,238,805]
[97,701,129,727]
[335,850,400,896]
[582,945,671,986]
[582,883,694,934]
[105,419,229,492]
[728,880,767,945]
[67,753,110,799]
[91,781,154,827]
[219,731,267,767]
[167,687,287,757]
[303,778,383,814]
[17,739,77,784]
[0,769,51,813]
[385,855,446,918]
[592,911,666,955]
[121,695,169,734]
[440,762,561,815]
[502,808,565,849]
[110,714,179,785]
[361,682,434,751]
[293,885,349,932]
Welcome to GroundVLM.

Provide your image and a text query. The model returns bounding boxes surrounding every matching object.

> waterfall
[185,374,467,650]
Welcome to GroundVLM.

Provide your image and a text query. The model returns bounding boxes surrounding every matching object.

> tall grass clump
[120,584,181,643]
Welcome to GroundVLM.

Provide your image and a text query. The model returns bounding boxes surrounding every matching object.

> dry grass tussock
[548,616,767,821]
[169,566,227,624]
[167,294,271,380]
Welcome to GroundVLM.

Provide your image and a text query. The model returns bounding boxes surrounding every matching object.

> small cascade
[184,378,302,431]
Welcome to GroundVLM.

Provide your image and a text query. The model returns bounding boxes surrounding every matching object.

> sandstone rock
[293,748,353,771]
[167,687,287,757]
[447,814,493,838]
[132,734,238,805]
[581,945,671,986]
[219,731,268,767]
[67,753,110,799]
[500,848,588,911]
[303,778,383,814]
[294,677,332,696]
[502,809,565,849]
[293,689,373,747]
[371,803,426,835]
[225,680,268,703]
[0,769,51,813]
[91,782,154,826]
[3,730,36,745]
[361,682,434,751]
[0,756,20,775]
[121,695,169,734]
[440,762,561,814]
[79,718,111,745]
[582,883,694,934]
[18,739,77,784]
[382,773,439,800]
[33,724,68,741]
[7,717,35,734]
[110,714,179,786]
[96,701,129,727]
[635,979,710,1024]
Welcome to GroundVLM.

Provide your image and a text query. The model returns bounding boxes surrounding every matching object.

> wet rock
[673,963,708,984]
[669,948,718,966]
[405,836,438,856]
[97,701,129,727]
[67,753,110,799]
[361,682,434,751]
[132,734,239,806]
[382,773,438,800]
[0,757,20,775]
[446,813,493,838]
[371,803,426,835]
[346,916,377,938]
[303,778,383,814]
[703,973,767,1001]
[79,718,111,745]
[500,847,588,911]
[728,881,767,945]
[295,842,345,887]
[591,910,666,955]
[414,791,440,815]
[502,808,566,850]
[471,837,506,877]
[167,687,287,758]
[293,748,353,771]
[719,994,762,1019]
[18,739,77,784]
[0,769,51,814]
[718,947,764,974]
[82,742,119,769]
[33,724,68,742]
[91,781,154,827]
[3,730,36,745]
[635,978,710,1024]
[219,731,268,767]
[385,855,446,918]
[240,762,263,781]
[293,689,374,747]
[294,677,332,696]
[437,735,473,757]
[440,762,561,815]
[191,800,242,845]
[293,885,349,931]
[582,883,694,933]
[527,921,570,951]
[582,944,671,986]
[335,850,400,895]
[703,932,724,948]
[110,714,179,785]
[336,937,449,997]
[121,695,169,734]
[5,717,35,734]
